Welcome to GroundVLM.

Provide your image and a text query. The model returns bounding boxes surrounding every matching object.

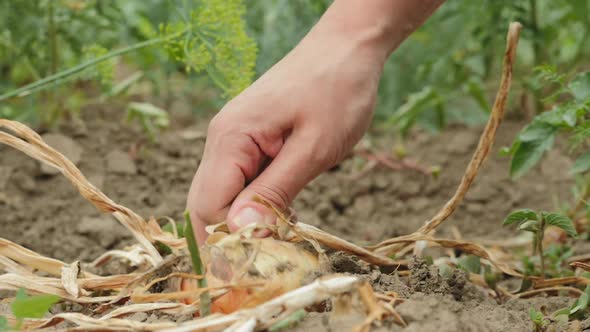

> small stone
[106,150,137,175]
[40,134,83,175]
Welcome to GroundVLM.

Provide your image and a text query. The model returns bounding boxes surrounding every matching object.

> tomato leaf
[568,72,590,102]
[571,151,590,174]
[510,135,555,179]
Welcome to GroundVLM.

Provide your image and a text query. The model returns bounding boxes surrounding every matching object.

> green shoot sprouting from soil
[528,307,549,332]
[183,211,211,316]
[503,209,577,277]
[0,289,60,331]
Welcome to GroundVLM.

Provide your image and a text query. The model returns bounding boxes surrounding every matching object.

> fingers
[186,112,287,244]
[186,131,264,244]
[227,130,335,232]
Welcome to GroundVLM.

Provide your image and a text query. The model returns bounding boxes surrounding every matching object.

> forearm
[309,0,445,63]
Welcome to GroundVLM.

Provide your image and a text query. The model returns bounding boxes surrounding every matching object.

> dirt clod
[40,133,83,175]
[409,256,467,300]
[106,149,137,174]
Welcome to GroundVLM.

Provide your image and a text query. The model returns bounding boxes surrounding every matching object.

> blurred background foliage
[1,0,590,136]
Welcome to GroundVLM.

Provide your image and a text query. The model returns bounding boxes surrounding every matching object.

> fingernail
[232,207,276,229]
[233,207,263,229]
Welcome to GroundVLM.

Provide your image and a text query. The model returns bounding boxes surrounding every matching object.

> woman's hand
[186,0,444,244]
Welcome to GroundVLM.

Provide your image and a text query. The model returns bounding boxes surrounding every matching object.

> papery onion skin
[180,235,321,313]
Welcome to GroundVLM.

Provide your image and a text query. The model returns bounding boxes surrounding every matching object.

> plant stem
[0,30,186,102]
[538,219,546,278]
[48,1,58,76]
[183,211,211,316]
[529,0,544,113]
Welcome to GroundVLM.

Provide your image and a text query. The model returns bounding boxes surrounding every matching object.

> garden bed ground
[0,105,582,331]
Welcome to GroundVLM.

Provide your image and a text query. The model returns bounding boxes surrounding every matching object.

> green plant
[503,209,577,277]
[505,67,590,179]
[529,307,549,332]
[544,244,574,277]
[125,102,170,140]
[0,289,60,330]
[1,0,257,128]
[548,285,590,325]
[184,211,211,316]
[457,254,482,274]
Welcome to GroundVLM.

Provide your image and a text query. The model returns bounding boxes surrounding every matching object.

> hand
[186,0,444,244]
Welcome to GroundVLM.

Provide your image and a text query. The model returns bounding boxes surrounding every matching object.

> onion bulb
[181,230,321,313]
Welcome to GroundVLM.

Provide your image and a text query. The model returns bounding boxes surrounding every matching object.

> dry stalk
[0,119,179,265]
[371,22,522,256]
[570,261,590,272]
[532,276,590,288]
[0,238,83,277]
[370,234,524,277]
[355,282,405,331]
[160,275,363,332]
[61,261,81,298]
[259,199,402,266]
[515,286,584,299]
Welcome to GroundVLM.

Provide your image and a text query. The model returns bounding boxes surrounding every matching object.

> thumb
[226,132,330,233]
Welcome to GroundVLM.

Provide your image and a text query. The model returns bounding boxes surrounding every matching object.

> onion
[181,230,321,313]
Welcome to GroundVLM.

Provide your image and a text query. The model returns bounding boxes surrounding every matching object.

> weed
[0,289,60,331]
[529,307,549,332]
[503,209,577,277]
[183,211,211,316]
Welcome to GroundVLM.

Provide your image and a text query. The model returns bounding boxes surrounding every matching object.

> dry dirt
[0,106,580,331]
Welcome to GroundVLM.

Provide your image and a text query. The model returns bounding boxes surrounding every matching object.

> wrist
[309,0,444,64]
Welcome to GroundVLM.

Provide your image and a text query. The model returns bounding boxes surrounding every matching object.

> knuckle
[250,184,290,210]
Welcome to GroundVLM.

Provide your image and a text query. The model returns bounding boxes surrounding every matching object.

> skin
[187,0,446,245]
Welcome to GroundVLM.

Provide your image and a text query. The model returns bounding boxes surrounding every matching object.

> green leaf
[183,211,211,316]
[464,79,490,113]
[552,307,571,318]
[518,219,540,232]
[572,151,590,174]
[510,135,555,179]
[570,292,589,315]
[568,72,590,102]
[518,122,558,142]
[457,255,481,274]
[542,212,577,237]
[438,263,453,278]
[529,308,543,324]
[391,86,438,136]
[11,289,60,319]
[535,104,578,128]
[503,209,538,226]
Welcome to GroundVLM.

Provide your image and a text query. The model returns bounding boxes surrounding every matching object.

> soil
[0,105,580,331]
